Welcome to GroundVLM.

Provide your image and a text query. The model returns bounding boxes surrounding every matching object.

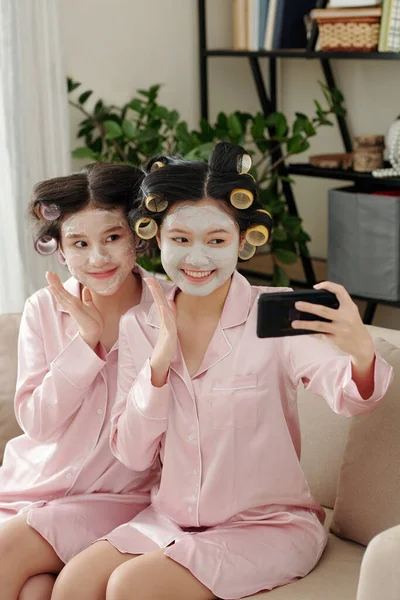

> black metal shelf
[205,49,400,60]
[287,164,400,188]
[198,0,400,323]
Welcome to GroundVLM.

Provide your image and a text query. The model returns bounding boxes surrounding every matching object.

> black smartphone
[257,290,339,338]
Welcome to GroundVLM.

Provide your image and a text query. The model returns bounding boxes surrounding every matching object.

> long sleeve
[15,297,106,443]
[110,317,169,472]
[285,334,393,417]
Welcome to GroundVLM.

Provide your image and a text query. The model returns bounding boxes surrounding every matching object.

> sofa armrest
[357,524,400,600]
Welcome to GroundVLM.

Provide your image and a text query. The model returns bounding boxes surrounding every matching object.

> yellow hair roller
[145,195,169,213]
[134,217,158,240]
[245,224,270,246]
[150,160,166,172]
[256,208,272,220]
[237,153,252,175]
[238,241,256,261]
[230,189,254,210]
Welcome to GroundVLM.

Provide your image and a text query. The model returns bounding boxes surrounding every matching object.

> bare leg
[51,541,134,600]
[0,514,63,600]
[106,548,216,600]
[18,574,56,600]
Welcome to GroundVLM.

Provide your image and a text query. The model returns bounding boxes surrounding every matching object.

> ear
[155,230,162,250]
[239,231,246,253]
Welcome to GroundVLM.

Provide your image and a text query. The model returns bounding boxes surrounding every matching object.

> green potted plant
[68,79,345,285]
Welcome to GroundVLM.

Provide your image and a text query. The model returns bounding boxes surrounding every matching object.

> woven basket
[315,16,381,52]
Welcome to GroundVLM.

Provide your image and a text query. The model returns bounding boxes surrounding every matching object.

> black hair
[128,142,273,240]
[29,162,144,253]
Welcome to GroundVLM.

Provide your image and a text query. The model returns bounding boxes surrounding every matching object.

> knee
[51,558,91,600]
[18,574,56,600]
[107,563,137,600]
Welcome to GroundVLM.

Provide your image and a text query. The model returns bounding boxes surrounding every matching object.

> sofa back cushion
[0,314,23,461]
[330,336,400,546]
[298,325,400,511]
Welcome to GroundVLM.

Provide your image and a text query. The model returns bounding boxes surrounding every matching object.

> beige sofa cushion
[297,324,400,511]
[0,313,23,460]
[331,337,400,546]
[251,510,365,600]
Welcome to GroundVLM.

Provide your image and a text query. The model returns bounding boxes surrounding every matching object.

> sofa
[0,313,399,599]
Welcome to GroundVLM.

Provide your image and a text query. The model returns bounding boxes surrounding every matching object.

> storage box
[312,8,381,52]
[328,186,400,301]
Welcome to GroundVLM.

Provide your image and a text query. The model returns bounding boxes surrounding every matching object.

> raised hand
[145,278,178,387]
[46,272,103,350]
[292,281,375,368]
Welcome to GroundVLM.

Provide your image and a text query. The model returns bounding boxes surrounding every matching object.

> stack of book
[233,0,318,51]
[379,0,400,51]
[232,0,400,53]
[329,0,381,6]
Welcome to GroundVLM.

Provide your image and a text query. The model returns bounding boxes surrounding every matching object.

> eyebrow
[207,228,231,235]
[64,225,125,239]
[167,227,230,235]
[167,227,190,235]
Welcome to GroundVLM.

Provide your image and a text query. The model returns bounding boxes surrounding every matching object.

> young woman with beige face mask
[50,143,392,600]
[0,163,163,600]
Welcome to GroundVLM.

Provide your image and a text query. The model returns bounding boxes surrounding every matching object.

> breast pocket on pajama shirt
[209,375,258,430]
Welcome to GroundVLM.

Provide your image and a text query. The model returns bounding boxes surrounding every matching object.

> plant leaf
[227,113,242,138]
[275,248,298,265]
[104,120,123,139]
[272,228,287,242]
[286,135,310,155]
[122,119,136,139]
[67,77,81,92]
[78,90,93,104]
[128,99,145,113]
[72,147,98,159]
[272,264,291,287]
[266,112,288,138]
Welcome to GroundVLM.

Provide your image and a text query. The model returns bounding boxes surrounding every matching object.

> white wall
[60,0,400,328]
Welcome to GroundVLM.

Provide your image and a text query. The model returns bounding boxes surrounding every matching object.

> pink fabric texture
[105,271,393,599]
[0,267,160,563]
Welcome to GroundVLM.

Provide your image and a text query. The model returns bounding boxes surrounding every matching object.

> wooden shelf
[287,163,400,188]
[205,49,400,60]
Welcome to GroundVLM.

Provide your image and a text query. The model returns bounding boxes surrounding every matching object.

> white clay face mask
[160,204,239,296]
[61,207,136,296]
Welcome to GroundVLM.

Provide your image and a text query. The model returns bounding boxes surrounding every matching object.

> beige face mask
[160,204,239,296]
[60,207,136,296]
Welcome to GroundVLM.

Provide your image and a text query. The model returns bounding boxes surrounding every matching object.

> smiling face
[60,207,136,296]
[159,200,242,296]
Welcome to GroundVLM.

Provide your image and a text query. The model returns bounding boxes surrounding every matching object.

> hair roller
[239,241,256,261]
[145,194,169,213]
[230,189,254,210]
[134,217,158,240]
[245,224,270,246]
[35,235,58,255]
[150,160,166,173]
[39,203,61,221]
[237,153,252,175]
[257,208,272,220]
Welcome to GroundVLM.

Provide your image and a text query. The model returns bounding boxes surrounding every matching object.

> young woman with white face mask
[50,143,393,600]
[0,163,163,600]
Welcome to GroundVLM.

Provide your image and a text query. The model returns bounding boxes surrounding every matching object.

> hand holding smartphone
[257,290,340,338]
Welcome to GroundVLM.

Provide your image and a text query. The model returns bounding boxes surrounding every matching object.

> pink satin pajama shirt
[0,267,158,563]
[105,271,393,599]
